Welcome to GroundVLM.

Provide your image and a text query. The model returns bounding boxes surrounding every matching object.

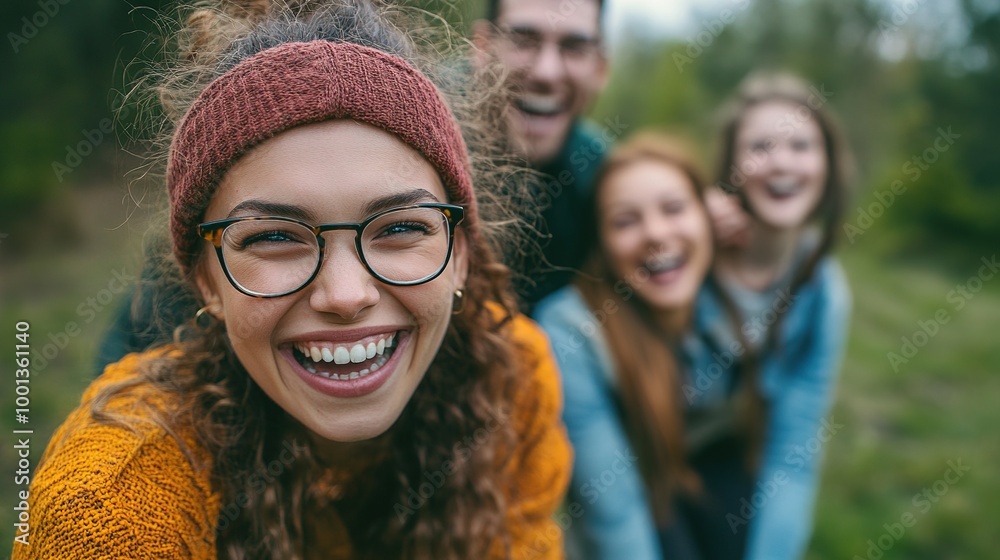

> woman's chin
[305,414,396,444]
[752,200,820,231]
[637,284,697,313]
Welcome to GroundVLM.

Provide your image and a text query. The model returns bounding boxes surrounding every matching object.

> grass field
[2,184,997,557]
[808,236,999,559]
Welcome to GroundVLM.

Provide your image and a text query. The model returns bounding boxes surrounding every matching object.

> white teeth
[295,333,398,381]
[518,94,563,114]
[300,352,390,381]
[767,178,800,196]
[297,334,396,363]
[333,346,350,365]
[648,253,684,273]
[349,344,367,363]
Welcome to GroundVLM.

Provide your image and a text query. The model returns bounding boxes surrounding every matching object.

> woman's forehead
[739,100,822,138]
[207,120,448,220]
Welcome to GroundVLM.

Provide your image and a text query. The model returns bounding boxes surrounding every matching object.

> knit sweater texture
[14,314,570,559]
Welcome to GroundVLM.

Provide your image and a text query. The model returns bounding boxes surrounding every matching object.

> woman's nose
[642,213,677,241]
[307,236,380,321]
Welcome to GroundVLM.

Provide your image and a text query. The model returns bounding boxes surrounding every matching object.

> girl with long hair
[700,71,853,559]
[535,132,715,559]
[537,72,853,560]
[16,2,570,559]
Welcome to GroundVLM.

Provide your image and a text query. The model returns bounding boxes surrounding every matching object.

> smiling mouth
[765,178,803,198]
[646,252,688,276]
[514,93,567,117]
[291,332,399,381]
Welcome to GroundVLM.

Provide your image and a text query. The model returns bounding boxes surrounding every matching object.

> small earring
[452,288,465,315]
[194,306,215,329]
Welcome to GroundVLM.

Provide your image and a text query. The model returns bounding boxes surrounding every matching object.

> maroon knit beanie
[167,40,477,274]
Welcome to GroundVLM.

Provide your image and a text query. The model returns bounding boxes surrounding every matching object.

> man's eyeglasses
[198,203,464,298]
[497,26,601,62]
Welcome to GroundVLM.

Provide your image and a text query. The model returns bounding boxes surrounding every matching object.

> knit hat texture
[167,40,475,273]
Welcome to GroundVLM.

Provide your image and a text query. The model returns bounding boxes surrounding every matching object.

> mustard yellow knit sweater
[13,314,570,559]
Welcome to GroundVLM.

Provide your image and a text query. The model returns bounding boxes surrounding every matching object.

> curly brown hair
[91,1,537,558]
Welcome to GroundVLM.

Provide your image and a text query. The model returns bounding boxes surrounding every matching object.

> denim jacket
[534,257,851,560]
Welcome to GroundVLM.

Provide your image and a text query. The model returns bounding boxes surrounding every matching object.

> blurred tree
[592,0,995,257]
[0,0,170,250]
[1,0,994,256]
[888,0,1000,251]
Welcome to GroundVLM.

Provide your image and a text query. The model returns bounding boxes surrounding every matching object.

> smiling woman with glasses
[15,2,571,559]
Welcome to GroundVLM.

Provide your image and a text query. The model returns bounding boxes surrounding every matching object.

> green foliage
[591,0,997,257]
[0,0,168,240]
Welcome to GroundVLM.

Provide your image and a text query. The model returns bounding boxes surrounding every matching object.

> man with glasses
[473,0,610,312]
[96,0,610,367]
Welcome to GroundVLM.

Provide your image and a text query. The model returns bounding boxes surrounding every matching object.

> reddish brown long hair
[574,132,710,524]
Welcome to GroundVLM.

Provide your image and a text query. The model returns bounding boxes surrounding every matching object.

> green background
[2,0,997,557]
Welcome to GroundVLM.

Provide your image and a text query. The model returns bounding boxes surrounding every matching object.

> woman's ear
[193,263,225,321]
[452,228,470,289]
[470,20,495,69]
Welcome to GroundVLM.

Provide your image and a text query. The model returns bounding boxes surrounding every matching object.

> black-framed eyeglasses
[198,203,464,298]
[497,25,601,61]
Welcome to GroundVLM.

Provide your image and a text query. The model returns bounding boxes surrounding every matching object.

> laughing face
[195,120,467,443]
[599,159,713,311]
[483,0,607,165]
[733,101,828,230]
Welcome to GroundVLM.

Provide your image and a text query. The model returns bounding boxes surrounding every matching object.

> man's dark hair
[485,0,605,24]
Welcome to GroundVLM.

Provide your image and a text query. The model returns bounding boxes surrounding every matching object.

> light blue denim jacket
[533,257,851,560]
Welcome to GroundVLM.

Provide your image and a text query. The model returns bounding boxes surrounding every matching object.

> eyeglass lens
[218,207,452,296]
